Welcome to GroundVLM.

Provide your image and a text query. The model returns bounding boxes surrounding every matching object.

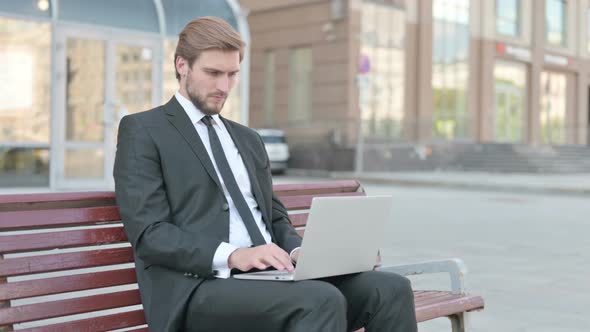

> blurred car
[255,128,289,174]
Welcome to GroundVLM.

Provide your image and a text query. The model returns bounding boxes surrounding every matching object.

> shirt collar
[175,91,221,126]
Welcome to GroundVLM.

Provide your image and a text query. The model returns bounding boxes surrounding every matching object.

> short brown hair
[174,16,245,80]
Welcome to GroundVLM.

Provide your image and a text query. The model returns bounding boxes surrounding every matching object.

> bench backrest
[0,180,363,331]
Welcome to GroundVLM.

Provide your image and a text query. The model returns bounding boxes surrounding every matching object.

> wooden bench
[0,180,484,331]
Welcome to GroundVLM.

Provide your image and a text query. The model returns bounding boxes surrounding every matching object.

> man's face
[178,49,240,115]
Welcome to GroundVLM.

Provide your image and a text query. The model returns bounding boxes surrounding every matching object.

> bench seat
[414,291,484,322]
[0,180,483,331]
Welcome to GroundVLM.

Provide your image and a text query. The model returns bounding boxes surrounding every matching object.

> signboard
[544,54,570,66]
[495,42,531,62]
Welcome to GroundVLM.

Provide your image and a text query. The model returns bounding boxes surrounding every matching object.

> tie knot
[201,115,214,127]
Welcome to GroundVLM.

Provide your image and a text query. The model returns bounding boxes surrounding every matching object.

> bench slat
[414,292,484,322]
[0,247,134,278]
[17,309,146,332]
[0,227,127,254]
[0,289,141,325]
[281,192,365,210]
[274,180,361,197]
[0,192,115,206]
[0,268,137,301]
[0,206,120,231]
[0,192,115,213]
[0,183,361,206]
[414,290,452,301]
[415,293,461,306]
[413,290,439,296]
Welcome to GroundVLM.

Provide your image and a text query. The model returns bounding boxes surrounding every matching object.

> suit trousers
[183,270,418,332]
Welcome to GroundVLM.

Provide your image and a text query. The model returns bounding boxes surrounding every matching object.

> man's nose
[216,76,230,92]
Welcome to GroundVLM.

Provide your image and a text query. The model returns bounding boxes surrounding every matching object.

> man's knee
[379,272,414,305]
[301,281,347,313]
[359,271,414,305]
[278,281,347,331]
[394,273,413,297]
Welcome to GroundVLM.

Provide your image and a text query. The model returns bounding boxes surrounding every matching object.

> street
[275,175,590,332]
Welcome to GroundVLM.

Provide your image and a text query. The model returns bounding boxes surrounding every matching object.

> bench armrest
[376,258,467,295]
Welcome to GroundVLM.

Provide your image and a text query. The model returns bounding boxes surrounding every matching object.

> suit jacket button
[222,203,229,211]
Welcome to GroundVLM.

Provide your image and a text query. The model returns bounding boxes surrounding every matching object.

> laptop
[233,195,392,281]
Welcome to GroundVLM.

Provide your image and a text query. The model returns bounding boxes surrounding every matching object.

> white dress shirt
[175,91,273,278]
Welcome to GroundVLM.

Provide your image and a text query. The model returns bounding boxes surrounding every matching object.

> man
[114,16,417,332]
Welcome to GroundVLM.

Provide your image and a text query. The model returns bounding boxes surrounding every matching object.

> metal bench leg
[449,313,465,332]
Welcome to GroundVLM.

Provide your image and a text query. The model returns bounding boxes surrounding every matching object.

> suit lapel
[221,117,272,231]
[164,97,222,191]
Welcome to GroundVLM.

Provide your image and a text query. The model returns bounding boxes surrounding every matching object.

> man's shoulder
[120,105,168,130]
[126,105,166,121]
[222,117,260,139]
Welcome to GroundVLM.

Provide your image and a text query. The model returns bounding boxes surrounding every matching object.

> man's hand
[228,243,295,273]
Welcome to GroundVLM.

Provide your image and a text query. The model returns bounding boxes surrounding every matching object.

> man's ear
[175,56,187,77]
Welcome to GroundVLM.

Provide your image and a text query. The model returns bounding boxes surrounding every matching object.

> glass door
[493,61,527,143]
[539,70,568,145]
[54,25,160,189]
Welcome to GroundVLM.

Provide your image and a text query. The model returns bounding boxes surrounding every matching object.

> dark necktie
[201,115,267,246]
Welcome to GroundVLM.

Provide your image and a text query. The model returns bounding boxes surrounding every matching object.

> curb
[286,169,590,197]
[344,176,590,197]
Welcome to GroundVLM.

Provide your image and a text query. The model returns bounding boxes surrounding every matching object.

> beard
[185,80,226,116]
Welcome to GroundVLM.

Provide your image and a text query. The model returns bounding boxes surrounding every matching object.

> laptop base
[233,270,295,281]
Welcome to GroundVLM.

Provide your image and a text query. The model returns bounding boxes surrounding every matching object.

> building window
[288,47,312,124]
[66,38,106,143]
[493,61,527,142]
[359,0,406,140]
[545,0,567,47]
[0,17,51,187]
[163,39,178,103]
[496,0,520,37]
[540,71,567,144]
[115,45,153,116]
[432,0,470,140]
[263,50,276,127]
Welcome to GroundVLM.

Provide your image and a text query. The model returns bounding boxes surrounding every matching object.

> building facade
[243,0,590,171]
[0,0,250,191]
[4,0,590,191]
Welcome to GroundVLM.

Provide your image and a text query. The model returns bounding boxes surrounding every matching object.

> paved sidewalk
[324,171,590,196]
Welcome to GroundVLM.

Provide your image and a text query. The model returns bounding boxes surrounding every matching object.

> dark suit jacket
[113,97,302,332]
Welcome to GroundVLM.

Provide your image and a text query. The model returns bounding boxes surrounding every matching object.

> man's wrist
[213,242,239,277]
[227,248,239,269]
[289,247,300,263]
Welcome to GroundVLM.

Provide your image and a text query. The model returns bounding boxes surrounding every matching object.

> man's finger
[259,244,294,271]
[272,252,294,272]
[261,256,285,271]
[254,261,269,270]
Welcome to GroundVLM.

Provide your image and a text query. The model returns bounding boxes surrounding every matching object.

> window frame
[496,0,521,38]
